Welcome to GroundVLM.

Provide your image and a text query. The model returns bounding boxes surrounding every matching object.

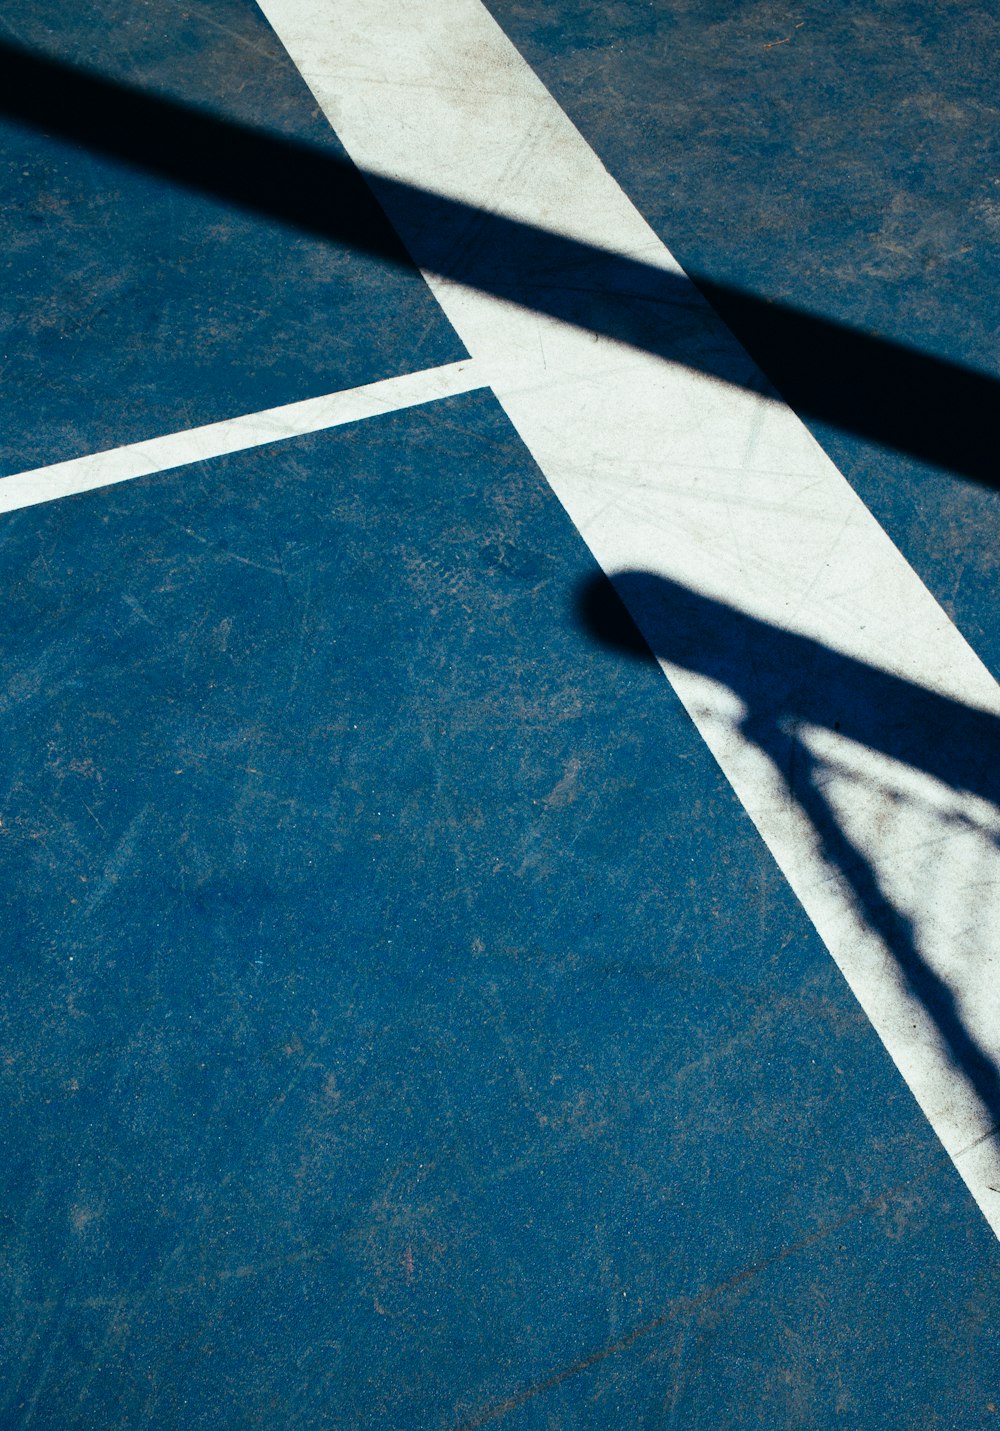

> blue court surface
[1,3,998,1427]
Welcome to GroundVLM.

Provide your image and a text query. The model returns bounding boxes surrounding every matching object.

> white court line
[0,359,485,513]
[257,0,1000,1232]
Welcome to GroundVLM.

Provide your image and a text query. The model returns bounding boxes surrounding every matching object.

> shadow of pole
[577,569,1000,1127]
[752,716,1000,1123]
[1,38,998,490]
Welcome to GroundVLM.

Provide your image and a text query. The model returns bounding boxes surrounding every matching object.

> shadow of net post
[577,569,1000,1128]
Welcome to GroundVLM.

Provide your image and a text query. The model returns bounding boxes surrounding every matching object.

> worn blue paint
[0,0,998,1426]
[0,0,464,478]
[2,397,996,1426]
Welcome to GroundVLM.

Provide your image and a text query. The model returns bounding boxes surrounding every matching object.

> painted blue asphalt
[0,0,464,478]
[1,1,998,1427]
[4,396,996,1428]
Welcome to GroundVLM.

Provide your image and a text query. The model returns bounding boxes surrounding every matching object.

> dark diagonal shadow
[577,570,1000,1125]
[1,38,998,490]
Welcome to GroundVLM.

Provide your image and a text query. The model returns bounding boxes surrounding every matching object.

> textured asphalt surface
[1,2,997,1426]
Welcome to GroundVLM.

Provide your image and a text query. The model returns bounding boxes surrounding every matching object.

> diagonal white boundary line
[257,0,1000,1234]
[0,358,485,514]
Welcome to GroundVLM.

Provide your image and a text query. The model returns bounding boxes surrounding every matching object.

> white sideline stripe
[257,0,1000,1233]
[0,360,485,513]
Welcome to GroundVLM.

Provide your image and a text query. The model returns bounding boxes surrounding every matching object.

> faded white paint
[0,360,485,513]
